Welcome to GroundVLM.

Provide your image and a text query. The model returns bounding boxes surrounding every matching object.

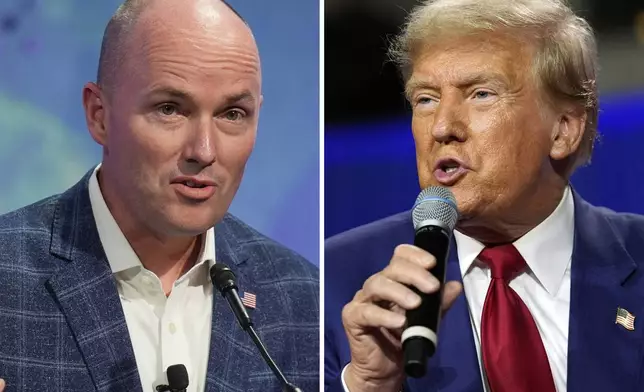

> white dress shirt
[342,186,574,392]
[88,165,214,392]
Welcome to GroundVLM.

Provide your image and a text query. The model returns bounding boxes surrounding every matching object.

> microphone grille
[412,186,458,231]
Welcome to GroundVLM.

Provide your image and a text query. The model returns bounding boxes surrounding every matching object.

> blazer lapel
[567,192,644,391]
[204,215,255,392]
[406,238,484,392]
[45,172,142,392]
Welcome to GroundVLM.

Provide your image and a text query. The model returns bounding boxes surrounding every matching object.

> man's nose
[430,96,468,144]
[183,117,217,167]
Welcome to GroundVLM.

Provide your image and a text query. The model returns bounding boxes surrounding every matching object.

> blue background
[0,0,319,265]
[325,90,644,238]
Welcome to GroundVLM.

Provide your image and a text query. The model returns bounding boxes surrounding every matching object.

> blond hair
[389,0,599,169]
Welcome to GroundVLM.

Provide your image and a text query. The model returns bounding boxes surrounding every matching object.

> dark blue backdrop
[325,90,644,238]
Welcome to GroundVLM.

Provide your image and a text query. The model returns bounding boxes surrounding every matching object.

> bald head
[97,0,251,96]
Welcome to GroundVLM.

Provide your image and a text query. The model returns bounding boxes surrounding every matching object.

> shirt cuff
[340,363,404,392]
[341,363,352,392]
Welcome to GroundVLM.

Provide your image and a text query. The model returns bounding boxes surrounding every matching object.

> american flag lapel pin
[241,291,257,309]
[616,307,635,331]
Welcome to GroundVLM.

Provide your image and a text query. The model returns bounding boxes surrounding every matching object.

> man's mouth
[172,177,218,201]
[440,161,460,174]
[182,180,208,188]
[433,158,469,185]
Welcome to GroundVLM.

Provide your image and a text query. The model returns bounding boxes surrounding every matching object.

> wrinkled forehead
[406,32,535,90]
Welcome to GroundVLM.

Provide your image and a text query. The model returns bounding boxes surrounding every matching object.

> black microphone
[155,364,189,392]
[402,186,459,378]
[210,263,303,392]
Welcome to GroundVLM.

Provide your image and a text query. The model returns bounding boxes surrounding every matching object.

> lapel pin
[616,307,635,331]
[241,291,257,309]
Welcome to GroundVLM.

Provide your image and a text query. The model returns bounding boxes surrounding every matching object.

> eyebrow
[405,73,510,98]
[145,87,194,102]
[144,87,257,106]
[223,91,256,105]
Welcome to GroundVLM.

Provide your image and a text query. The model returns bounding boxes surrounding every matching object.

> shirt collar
[454,186,574,296]
[88,164,216,276]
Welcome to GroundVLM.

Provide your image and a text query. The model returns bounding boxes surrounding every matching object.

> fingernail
[394,314,406,326]
[426,276,440,291]
[406,293,420,306]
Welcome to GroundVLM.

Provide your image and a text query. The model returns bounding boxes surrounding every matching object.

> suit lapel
[204,216,254,392]
[406,237,484,392]
[45,172,142,392]
[567,192,644,391]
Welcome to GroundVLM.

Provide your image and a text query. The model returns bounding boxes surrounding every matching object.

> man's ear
[549,105,587,162]
[82,82,109,147]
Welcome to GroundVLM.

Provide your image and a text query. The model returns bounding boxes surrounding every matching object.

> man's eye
[158,104,178,116]
[474,91,492,99]
[414,96,438,108]
[224,109,245,122]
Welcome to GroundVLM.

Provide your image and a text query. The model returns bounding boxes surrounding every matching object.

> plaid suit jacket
[0,170,319,392]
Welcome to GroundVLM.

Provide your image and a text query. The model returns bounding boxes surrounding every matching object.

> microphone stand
[210,263,303,392]
[247,326,302,392]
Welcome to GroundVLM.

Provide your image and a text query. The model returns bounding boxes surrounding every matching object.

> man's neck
[97,169,203,295]
[457,181,568,245]
[128,233,203,295]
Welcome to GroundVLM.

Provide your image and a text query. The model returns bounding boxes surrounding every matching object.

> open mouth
[172,177,218,201]
[439,160,461,174]
[433,158,468,185]
[182,181,209,189]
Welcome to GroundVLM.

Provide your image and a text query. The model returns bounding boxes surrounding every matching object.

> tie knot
[479,244,527,280]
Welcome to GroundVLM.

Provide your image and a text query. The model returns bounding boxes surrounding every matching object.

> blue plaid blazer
[0,170,319,392]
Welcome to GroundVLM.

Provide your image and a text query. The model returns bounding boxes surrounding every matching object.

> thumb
[0,378,6,391]
[441,281,463,313]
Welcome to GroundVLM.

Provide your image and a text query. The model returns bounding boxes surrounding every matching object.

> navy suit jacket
[0,170,319,392]
[325,191,644,391]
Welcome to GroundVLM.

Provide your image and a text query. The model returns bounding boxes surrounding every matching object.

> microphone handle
[402,225,451,378]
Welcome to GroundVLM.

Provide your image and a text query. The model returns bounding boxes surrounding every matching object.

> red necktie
[479,244,556,392]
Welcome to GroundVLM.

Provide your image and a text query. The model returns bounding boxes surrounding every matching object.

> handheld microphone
[155,364,189,392]
[402,186,458,378]
[210,263,303,392]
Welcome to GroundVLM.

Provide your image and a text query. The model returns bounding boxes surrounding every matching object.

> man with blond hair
[325,0,644,391]
[0,1,318,391]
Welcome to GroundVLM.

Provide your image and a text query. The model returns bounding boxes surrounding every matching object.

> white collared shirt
[341,187,574,392]
[88,164,214,392]
[455,186,574,392]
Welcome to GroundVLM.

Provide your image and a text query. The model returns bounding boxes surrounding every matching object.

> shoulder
[217,213,318,282]
[595,204,644,231]
[0,193,60,232]
[325,211,413,274]
[326,210,413,251]
[590,203,644,253]
[0,194,62,264]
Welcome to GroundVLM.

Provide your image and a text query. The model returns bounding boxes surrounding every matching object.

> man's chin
[161,212,224,237]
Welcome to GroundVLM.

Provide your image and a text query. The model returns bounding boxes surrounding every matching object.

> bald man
[0,1,318,391]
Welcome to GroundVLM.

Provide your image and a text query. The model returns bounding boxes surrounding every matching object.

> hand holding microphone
[341,187,463,392]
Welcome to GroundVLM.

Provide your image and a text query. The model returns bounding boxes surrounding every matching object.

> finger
[343,302,406,330]
[382,257,440,294]
[441,281,463,312]
[361,275,423,310]
[0,378,5,391]
[393,244,437,269]
[376,326,404,351]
